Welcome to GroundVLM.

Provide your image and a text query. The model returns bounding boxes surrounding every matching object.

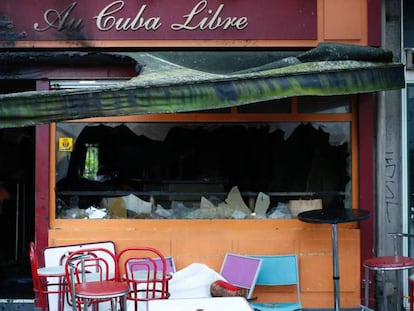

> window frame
[49,95,359,225]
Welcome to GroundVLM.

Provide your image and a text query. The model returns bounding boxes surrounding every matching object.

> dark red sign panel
[0,0,317,42]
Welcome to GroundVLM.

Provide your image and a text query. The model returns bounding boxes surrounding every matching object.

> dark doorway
[0,80,36,299]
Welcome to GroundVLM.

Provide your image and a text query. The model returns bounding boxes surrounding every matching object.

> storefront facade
[0,0,405,308]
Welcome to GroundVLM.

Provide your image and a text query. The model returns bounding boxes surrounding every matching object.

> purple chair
[219,253,262,300]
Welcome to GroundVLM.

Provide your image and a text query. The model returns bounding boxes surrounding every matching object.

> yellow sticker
[59,137,73,152]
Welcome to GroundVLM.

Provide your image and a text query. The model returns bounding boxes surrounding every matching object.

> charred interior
[56,122,351,219]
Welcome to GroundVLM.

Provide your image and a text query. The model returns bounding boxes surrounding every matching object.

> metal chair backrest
[117,247,172,311]
[389,232,410,256]
[29,242,42,300]
[65,247,123,311]
[219,253,262,300]
[69,251,108,283]
[127,256,176,275]
[250,254,301,306]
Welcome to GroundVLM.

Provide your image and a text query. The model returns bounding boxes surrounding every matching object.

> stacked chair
[29,241,69,311]
[65,247,130,311]
[31,241,173,311]
[117,247,172,311]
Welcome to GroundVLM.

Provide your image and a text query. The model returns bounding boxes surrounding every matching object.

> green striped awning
[0,44,405,128]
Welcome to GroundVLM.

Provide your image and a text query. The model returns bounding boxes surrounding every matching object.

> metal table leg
[365,266,369,307]
[332,223,340,311]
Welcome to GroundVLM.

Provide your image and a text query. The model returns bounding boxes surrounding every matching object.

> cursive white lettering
[94,0,161,31]
[171,0,248,31]
[34,2,83,32]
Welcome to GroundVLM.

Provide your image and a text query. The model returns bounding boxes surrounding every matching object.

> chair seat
[251,302,302,311]
[363,256,414,270]
[37,265,66,277]
[75,281,130,299]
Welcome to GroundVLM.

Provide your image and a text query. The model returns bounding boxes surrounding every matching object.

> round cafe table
[298,208,370,311]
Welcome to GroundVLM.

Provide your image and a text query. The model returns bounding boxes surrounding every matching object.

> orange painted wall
[42,0,374,309]
[48,220,361,308]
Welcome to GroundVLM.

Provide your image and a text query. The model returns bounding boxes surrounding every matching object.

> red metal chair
[117,247,172,311]
[29,241,68,311]
[65,247,129,311]
[361,233,414,311]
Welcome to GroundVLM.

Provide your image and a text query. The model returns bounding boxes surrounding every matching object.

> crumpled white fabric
[125,262,225,310]
[169,262,225,299]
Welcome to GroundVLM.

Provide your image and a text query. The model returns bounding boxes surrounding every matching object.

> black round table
[298,208,370,311]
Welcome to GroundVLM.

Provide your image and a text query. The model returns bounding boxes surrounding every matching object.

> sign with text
[0,0,317,43]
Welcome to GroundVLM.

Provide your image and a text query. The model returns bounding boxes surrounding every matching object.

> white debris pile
[59,186,294,219]
[152,186,293,219]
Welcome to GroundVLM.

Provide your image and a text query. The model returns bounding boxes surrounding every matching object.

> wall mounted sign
[0,0,317,43]
[58,137,73,152]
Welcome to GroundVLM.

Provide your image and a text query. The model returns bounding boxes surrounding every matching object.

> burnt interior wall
[0,80,35,298]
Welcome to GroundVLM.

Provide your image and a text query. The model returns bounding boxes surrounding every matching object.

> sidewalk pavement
[0,302,364,311]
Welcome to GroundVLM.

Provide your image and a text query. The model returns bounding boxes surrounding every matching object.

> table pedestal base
[297,209,370,311]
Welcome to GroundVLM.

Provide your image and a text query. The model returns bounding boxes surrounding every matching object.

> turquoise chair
[249,254,302,311]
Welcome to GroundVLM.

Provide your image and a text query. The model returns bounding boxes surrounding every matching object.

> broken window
[55,120,351,220]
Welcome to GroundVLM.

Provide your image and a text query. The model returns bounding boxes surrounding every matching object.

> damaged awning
[0,43,405,128]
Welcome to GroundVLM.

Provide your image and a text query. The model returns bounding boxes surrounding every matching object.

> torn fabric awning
[0,44,405,128]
